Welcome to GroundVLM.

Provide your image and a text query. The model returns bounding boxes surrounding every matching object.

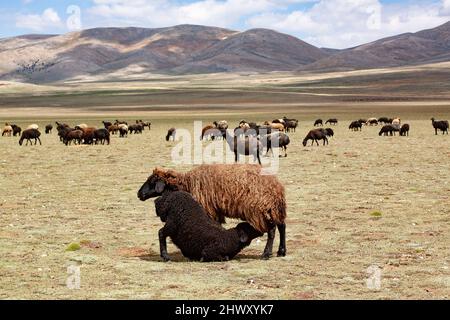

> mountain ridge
[1,22,449,83]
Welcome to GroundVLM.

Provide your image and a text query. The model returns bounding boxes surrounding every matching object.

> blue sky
[1,0,449,48]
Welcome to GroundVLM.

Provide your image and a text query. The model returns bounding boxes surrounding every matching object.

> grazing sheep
[201,125,219,141]
[75,124,89,130]
[45,124,53,134]
[138,164,287,259]
[115,120,128,126]
[366,118,378,126]
[27,124,39,130]
[379,125,399,136]
[324,128,334,138]
[94,128,110,145]
[303,129,328,146]
[58,126,75,142]
[166,128,176,141]
[136,120,152,130]
[400,124,410,137]
[431,118,449,135]
[325,119,338,125]
[64,130,83,146]
[11,125,22,137]
[128,124,143,134]
[56,122,69,131]
[103,121,112,129]
[283,118,299,133]
[108,124,119,135]
[155,191,263,262]
[119,126,128,138]
[80,127,97,144]
[264,122,285,132]
[272,119,286,126]
[378,117,393,125]
[349,121,363,131]
[392,118,401,127]
[2,125,13,137]
[225,133,262,165]
[214,120,229,130]
[314,119,323,127]
[19,129,41,146]
[260,132,290,157]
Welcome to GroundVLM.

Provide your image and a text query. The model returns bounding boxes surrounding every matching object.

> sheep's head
[137,168,179,201]
[236,223,263,246]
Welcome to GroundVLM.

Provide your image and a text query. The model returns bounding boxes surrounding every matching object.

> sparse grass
[0,70,449,299]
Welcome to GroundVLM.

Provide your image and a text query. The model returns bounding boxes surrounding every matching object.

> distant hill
[301,21,450,71]
[1,22,450,83]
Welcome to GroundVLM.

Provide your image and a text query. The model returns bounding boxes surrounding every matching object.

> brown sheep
[138,164,287,259]
[201,125,220,141]
[264,122,285,132]
[2,125,13,137]
[80,127,96,144]
[19,129,41,146]
[108,124,120,135]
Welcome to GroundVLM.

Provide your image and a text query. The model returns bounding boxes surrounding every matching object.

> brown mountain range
[0,22,449,83]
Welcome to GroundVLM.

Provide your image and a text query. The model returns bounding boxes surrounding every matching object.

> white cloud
[87,0,319,28]
[16,8,63,32]
[248,0,450,48]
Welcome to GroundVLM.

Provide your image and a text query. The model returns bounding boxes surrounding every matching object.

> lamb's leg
[262,226,276,260]
[37,137,42,145]
[277,223,287,257]
[158,228,171,262]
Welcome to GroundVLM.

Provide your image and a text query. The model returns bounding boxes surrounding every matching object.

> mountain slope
[173,28,329,73]
[302,21,450,71]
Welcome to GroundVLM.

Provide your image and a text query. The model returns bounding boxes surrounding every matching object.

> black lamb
[155,191,263,262]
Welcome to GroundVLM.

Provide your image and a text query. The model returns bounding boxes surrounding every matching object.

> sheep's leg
[277,223,287,257]
[262,226,276,260]
[37,137,42,145]
[158,228,171,262]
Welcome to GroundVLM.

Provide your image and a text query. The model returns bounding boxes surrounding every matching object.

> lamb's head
[137,168,179,201]
[235,223,263,247]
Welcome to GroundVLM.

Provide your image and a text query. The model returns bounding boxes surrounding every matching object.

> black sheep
[431,118,449,135]
[166,128,176,141]
[11,124,22,137]
[379,125,399,136]
[325,119,338,125]
[94,128,110,145]
[324,128,334,138]
[45,124,53,134]
[314,119,323,127]
[102,121,112,129]
[303,129,328,146]
[19,129,41,146]
[378,117,391,124]
[260,132,290,157]
[400,124,410,136]
[349,121,363,131]
[155,191,263,262]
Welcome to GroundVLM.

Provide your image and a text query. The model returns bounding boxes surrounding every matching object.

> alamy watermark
[366,265,382,290]
[67,265,81,290]
[66,5,82,31]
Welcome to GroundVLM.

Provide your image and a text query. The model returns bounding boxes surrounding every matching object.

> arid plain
[0,65,449,299]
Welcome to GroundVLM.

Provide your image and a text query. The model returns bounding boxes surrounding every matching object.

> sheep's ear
[155,181,166,193]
